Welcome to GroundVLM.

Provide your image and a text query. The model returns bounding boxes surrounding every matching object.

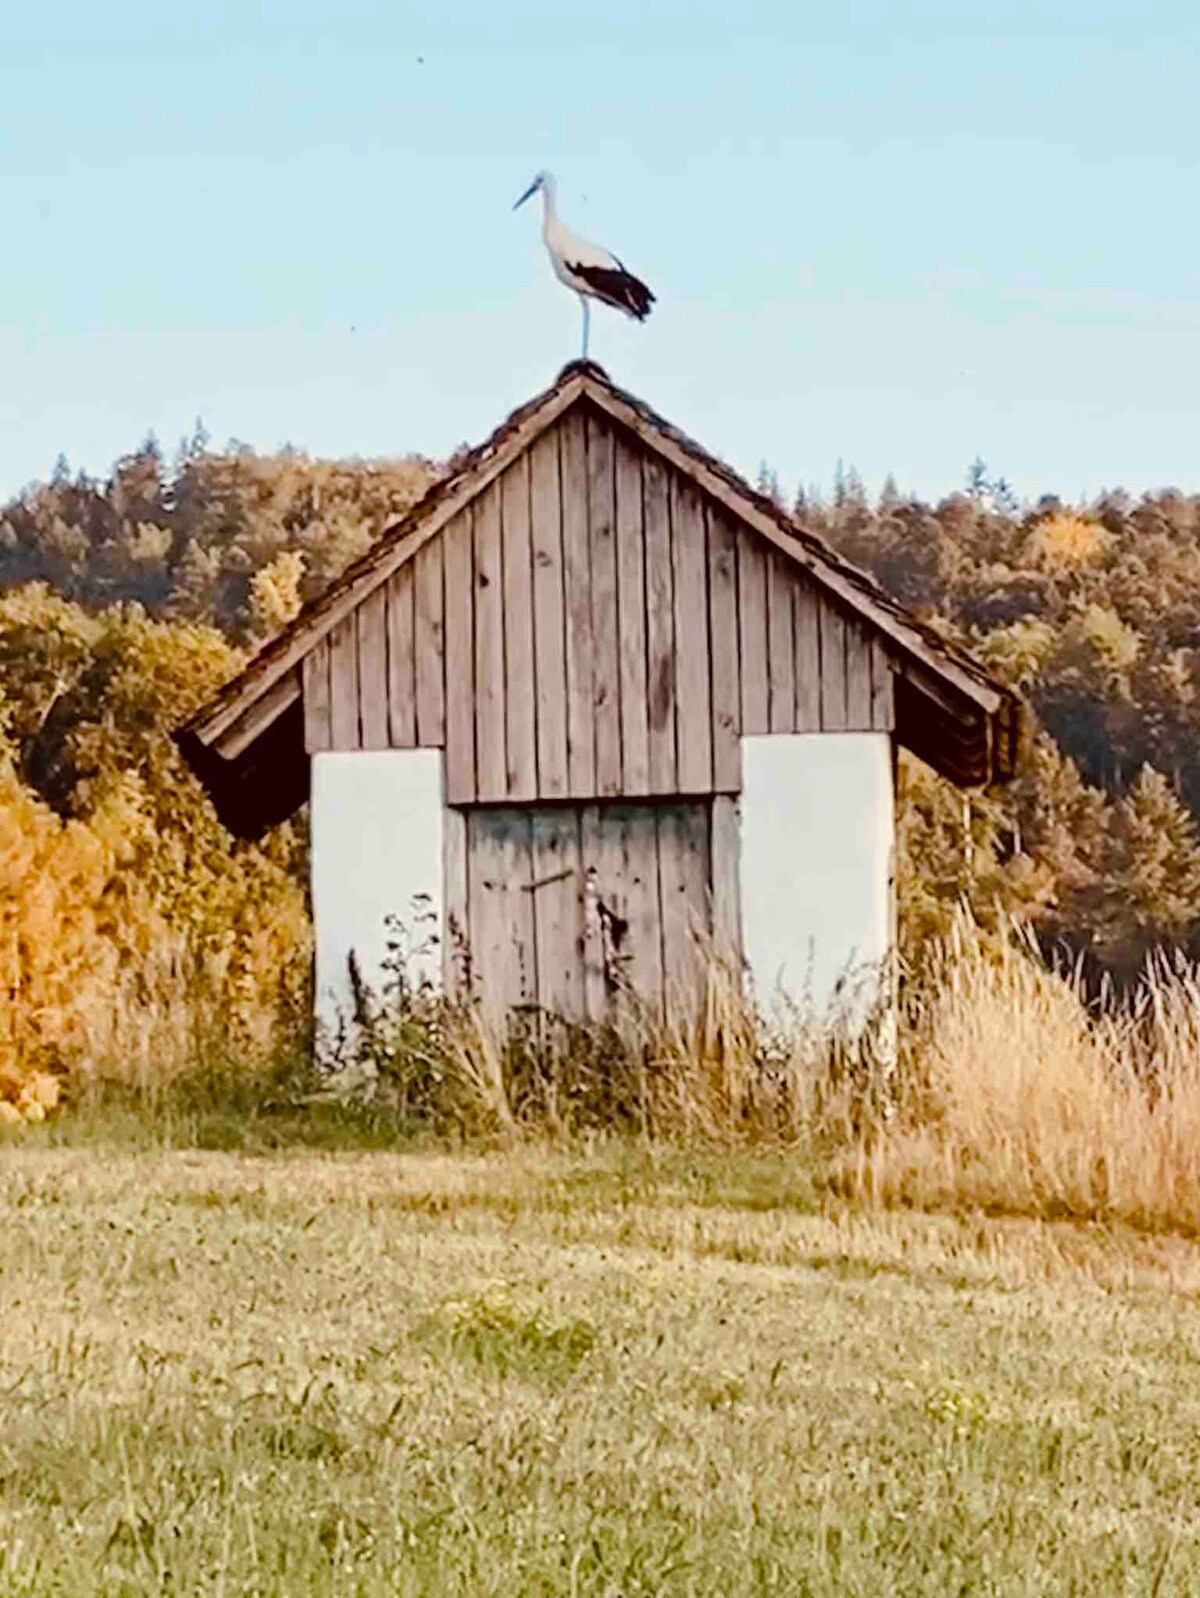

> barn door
[456,801,712,1024]
[581,803,712,1021]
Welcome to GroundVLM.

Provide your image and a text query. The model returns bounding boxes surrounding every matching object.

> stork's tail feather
[622,273,655,321]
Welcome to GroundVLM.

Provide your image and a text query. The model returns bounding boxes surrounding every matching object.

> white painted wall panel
[310,750,442,1034]
[740,734,893,1024]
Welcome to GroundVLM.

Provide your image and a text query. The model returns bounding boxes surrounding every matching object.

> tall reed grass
[336,914,1200,1236]
[851,918,1200,1234]
[11,886,1200,1237]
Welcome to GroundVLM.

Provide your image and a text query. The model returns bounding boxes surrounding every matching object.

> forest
[2,426,1199,1096]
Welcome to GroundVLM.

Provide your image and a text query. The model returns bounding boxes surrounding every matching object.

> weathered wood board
[314,404,895,795]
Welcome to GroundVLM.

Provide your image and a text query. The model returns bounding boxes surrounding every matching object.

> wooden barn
[178,361,1020,1030]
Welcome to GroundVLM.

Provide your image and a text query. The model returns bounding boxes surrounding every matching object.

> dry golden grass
[852,922,1200,1235]
[392,918,1200,1241]
[15,907,1200,1241]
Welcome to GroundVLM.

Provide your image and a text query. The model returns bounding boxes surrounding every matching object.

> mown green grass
[2,1141,1200,1594]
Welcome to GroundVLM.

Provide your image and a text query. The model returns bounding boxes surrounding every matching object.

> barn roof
[178,361,1022,838]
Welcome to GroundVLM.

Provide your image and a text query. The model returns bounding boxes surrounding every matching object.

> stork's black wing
[568,258,656,321]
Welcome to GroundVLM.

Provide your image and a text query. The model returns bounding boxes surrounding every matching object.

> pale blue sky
[1,1,1197,505]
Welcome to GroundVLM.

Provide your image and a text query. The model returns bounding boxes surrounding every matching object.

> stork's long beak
[513,179,539,211]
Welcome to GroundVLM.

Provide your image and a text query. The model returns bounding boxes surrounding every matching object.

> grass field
[3,1140,1200,1595]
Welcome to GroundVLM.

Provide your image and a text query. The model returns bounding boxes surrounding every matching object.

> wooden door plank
[707,507,741,791]
[560,408,596,797]
[500,455,537,800]
[870,638,895,731]
[846,617,873,730]
[586,802,635,1018]
[819,601,848,731]
[679,801,712,1018]
[614,435,650,794]
[579,804,608,1022]
[508,811,536,1009]
[672,476,713,793]
[710,793,742,970]
[442,803,469,995]
[588,415,622,796]
[302,640,332,753]
[443,508,476,801]
[328,615,360,749]
[737,531,769,736]
[468,808,533,1026]
[767,551,796,734]
[530,807,583,1017]
[472,481,506,800]
[597,805,636,1014]
[466,810,496,1023]
[530,428,569,798]
[643,453,677,793]
[354,586,387,750]
[502,810,536,1012]
[793,579,822,732]
[413,540,445,747]
[657,806,703,1019]
[621,806,663,1011]
[385,565,416,748]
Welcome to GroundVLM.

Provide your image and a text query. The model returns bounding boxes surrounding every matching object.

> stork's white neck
[538,174,559,222]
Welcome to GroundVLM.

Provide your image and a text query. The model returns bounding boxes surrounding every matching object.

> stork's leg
[580,295,591,361]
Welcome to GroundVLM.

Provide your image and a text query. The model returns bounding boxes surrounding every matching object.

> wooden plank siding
[529,428,569,800]
[472,481,506,798]
[310,402,900,794]
[818,601,848,733]
[845,617,873,731]
[793,580,822,733]
[707,506,741,789]
[766,549,795,735]
[643,453,677,794]
[559,407,596,796]
[587,414,623,797]
[737,533,769,737]
[672,475,713,793]
[356,587,389,749]
[501,453,537,801]
[302,639,332,753]
[442,507,476,801]
[413,540,445,747]
[328,616,359,749]
[614,432,650,795]
[870,638,896,731]
[385,564,416,748]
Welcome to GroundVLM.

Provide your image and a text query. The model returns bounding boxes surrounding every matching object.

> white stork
[513,170,655,360]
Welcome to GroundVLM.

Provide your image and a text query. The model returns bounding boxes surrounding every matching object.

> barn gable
[178,362,1020,839]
